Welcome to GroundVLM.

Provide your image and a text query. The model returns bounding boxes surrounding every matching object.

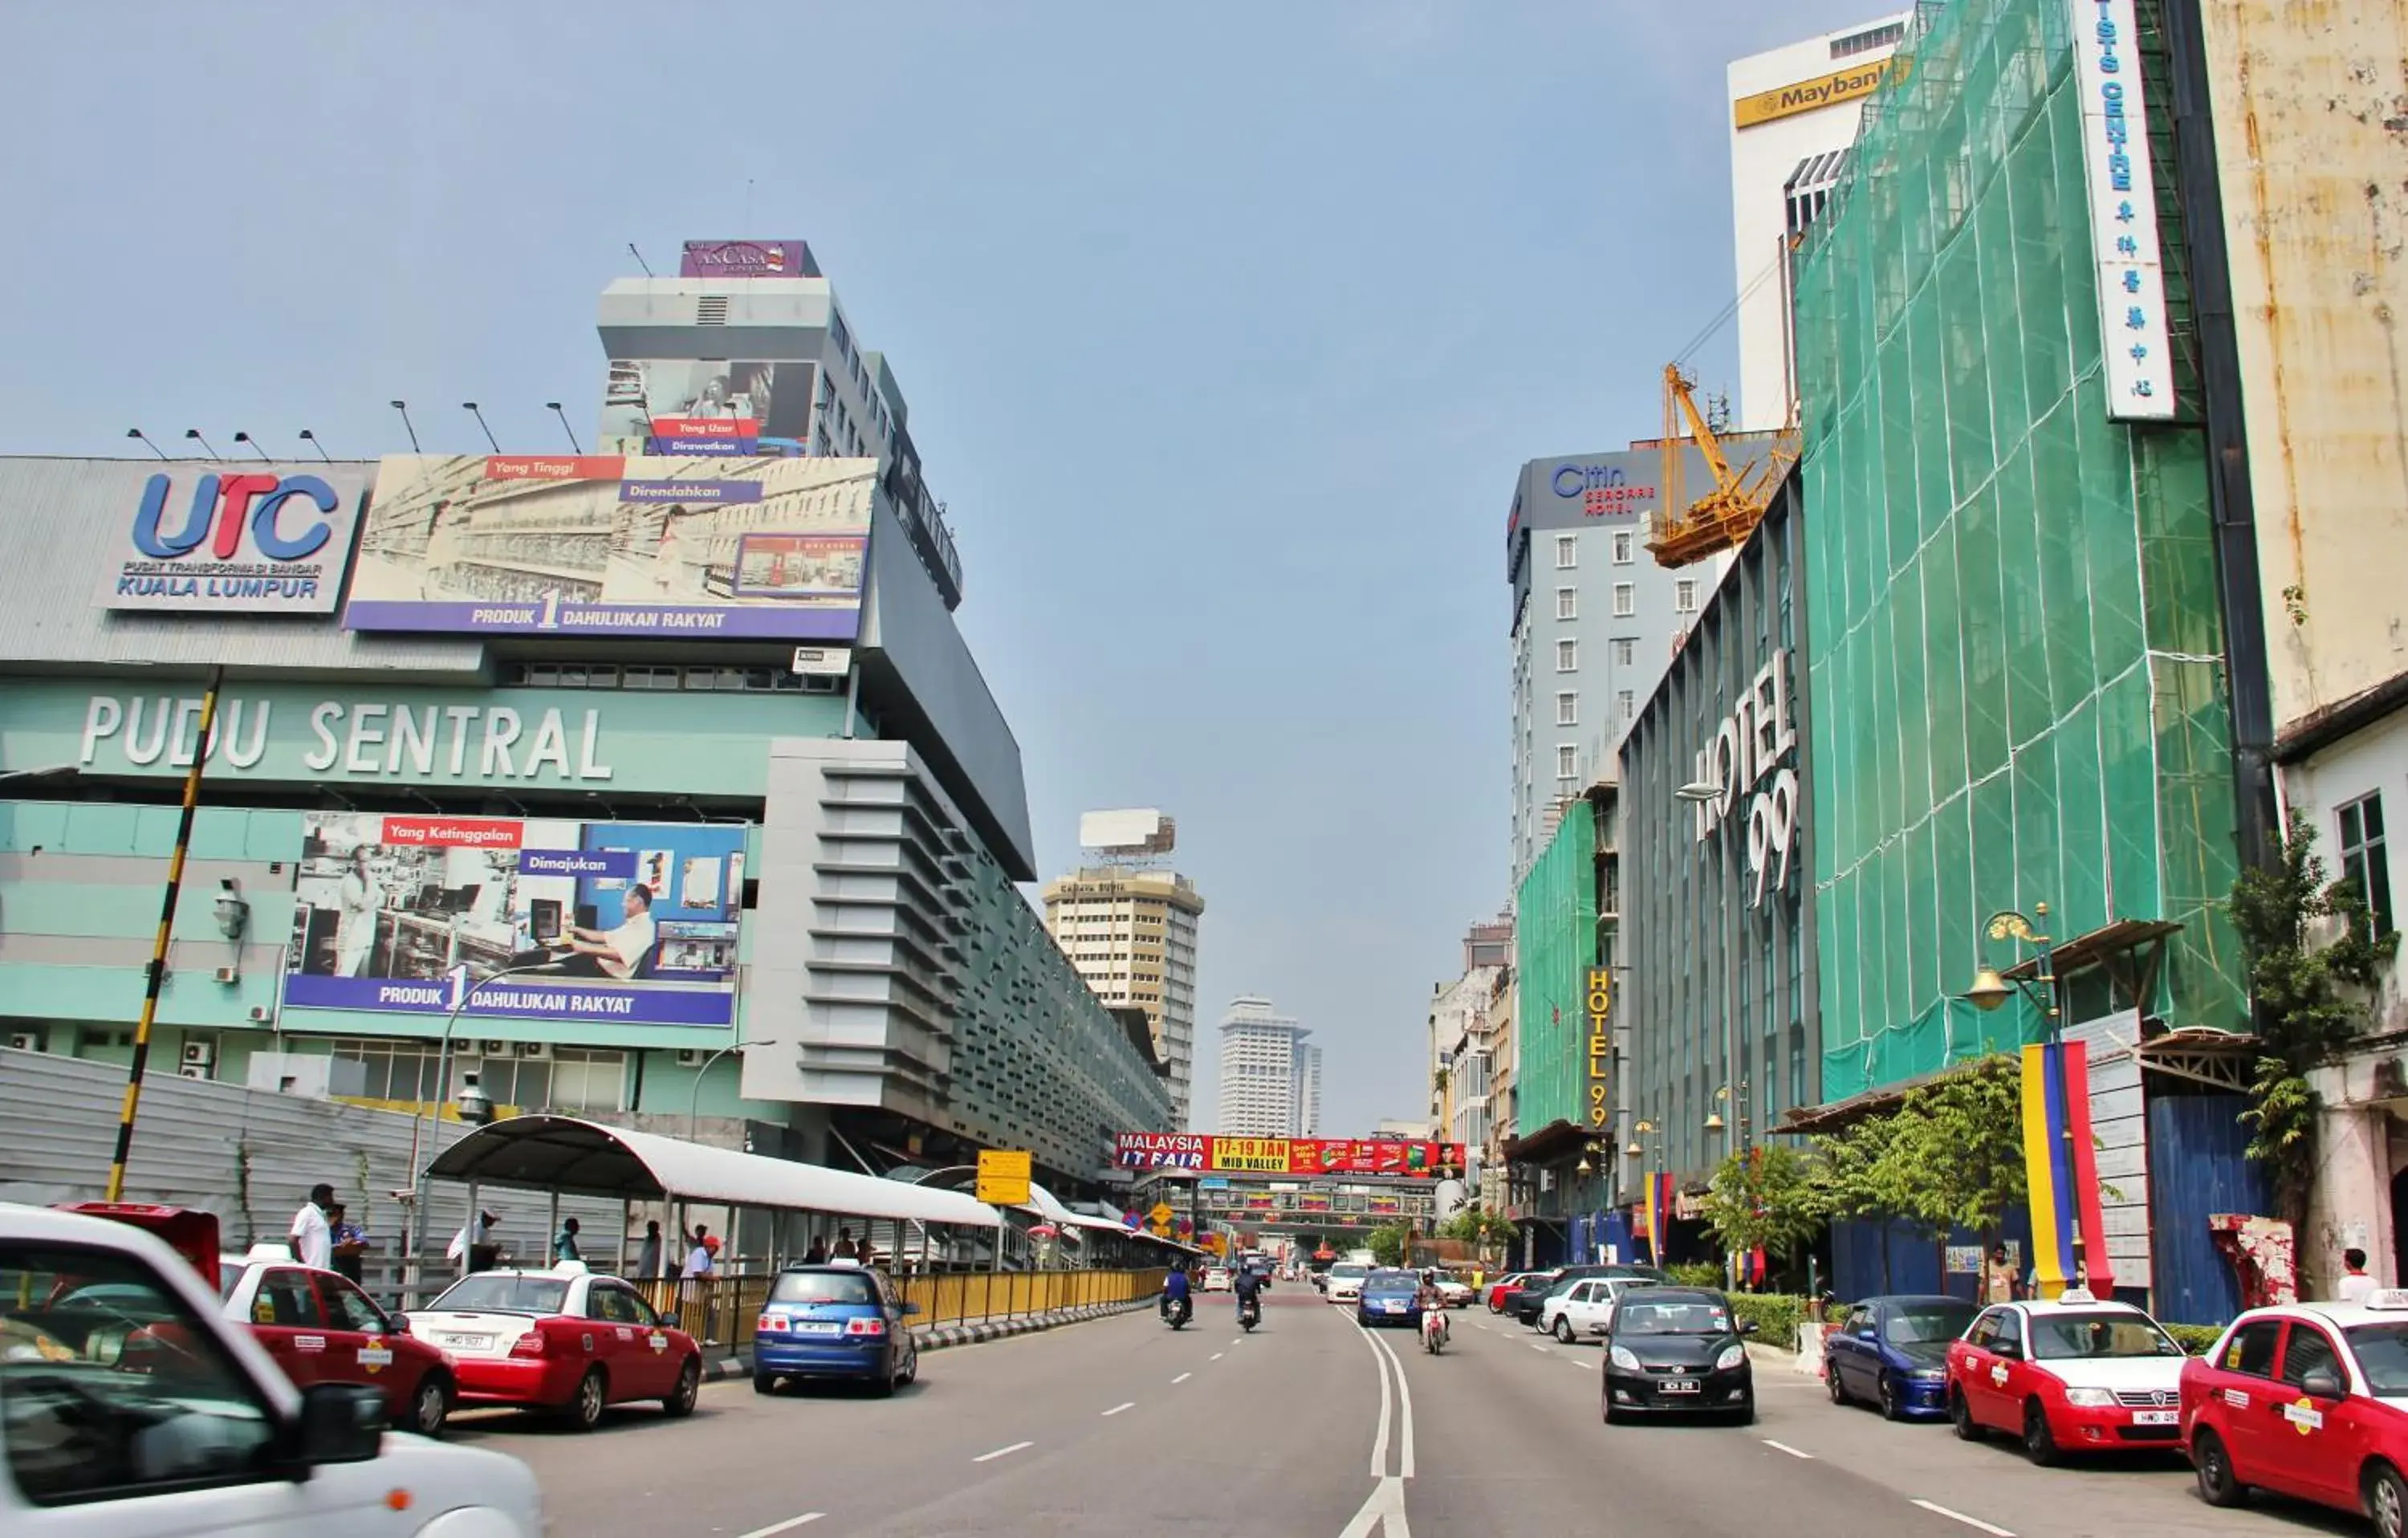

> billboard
[343,455,872,640]
[1287,1139,1466,1178]
[599,360,819,455]
[1112,1133,1208,1170]
[281,812,746,1028]
[1077,808,1177,855]
[98,466,368,615]
[678,238,819,279]
[1108,1133,1469,1177]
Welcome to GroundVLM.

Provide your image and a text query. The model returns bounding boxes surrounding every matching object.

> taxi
[403,1261,703,1431]
[1946,1289,2189,1463]
[2182,1288,2408,1536]
[220,1243,458,1437]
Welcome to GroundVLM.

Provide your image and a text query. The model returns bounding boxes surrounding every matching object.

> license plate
[1382,1300,1405,1312]
[794,1320,843,1334]
[438,1333,491,1349]
[1659,1379,1700,1394]
[2133,1410,2178,1426]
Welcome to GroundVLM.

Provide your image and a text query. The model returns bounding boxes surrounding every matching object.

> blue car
[1824,1294,1979,1419]
[752,1262,921,1396]
[1357,1270,1424,1329]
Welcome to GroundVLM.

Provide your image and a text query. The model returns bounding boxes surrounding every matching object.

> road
[454,1288,2362,1537]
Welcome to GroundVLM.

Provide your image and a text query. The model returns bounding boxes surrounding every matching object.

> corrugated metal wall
[1832,1206,2038,1304]
[2147,1092,2264,1324]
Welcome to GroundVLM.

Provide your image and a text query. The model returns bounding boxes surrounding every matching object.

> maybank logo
[1734,56,1898,129]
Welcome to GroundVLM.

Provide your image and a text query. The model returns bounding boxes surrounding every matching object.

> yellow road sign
[1149,1201,1176,1227]
[976,1149,1033,1206]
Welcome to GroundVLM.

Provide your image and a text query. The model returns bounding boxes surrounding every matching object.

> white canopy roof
[425,1115,1000,1228]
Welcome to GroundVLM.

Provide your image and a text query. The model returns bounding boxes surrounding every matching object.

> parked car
[1202,1266,1233,1293]
[0,1200,544,1533]
[752,1260,920,1396]
[1946,1289,2187,1463]
[1825,1294,1980,1421]
[1516,1265,1666,1328]
[1601,1288,1756,1424]
[1487,1271,1546,1312]
[2182,1287,2408,1533]
[1543,1276,1658,1343]
[220,1243,458,1437]
[1427,1271,1474,1308]
[404,1262,702,1431]
[1499,1270,1567,1324]
[1325,1262,1372,1304]
[1357,1270,1425,1329]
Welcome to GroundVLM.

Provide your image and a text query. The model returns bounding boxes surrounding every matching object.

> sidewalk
[697,1296,1154,1380]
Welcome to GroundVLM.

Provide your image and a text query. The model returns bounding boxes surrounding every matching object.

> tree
[1366,1223,1410,1267]
[1812,1055,2027,1287]
[1698,1144,1828,1280]
[2231,809,2396,1241]
[1438,1203,1515,1262]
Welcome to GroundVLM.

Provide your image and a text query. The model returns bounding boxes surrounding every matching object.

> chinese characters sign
[2070,0,2176,420]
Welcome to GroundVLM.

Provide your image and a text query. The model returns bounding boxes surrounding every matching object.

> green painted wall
[1514,801,1597,1134]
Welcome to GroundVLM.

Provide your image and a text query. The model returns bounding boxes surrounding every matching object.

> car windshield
[1329,1264,1368,1280]
[769,1271,878,1306]
[1363,1276,1418,1296]
[1889,1304,1979,1345]
[2027,1312,2182,1360]
[431,1275,570,1315]
[2346,1322,2408,1394]
[1617,1300,1732,1336]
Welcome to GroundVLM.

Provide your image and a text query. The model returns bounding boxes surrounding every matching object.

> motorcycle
[1239,1294,1261,1333]
[1161,1292,1192,1331]
[1422,1308,1449,1355]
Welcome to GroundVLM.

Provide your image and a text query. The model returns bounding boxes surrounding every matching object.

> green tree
[1813,1056,2027,1287]
[2232,809,2395,1242]
[1366,1223,1410,1267]
[1438,1203,1514,1259]
[1699,1144,1829,1283]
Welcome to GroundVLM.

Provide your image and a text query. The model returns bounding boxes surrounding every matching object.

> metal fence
[632,1266,1167,1349]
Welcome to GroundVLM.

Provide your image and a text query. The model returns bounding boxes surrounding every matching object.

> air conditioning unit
[212,966,241,984]
[6,1031,41,1052]
[177,1065,209,1080]
[676,1049,702,1067]
[247,1006,272,1023]
[180,1040,217,1071]
[517,1041,552,1060]
[481,1040,509,1056]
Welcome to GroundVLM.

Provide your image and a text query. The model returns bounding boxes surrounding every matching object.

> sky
[0,1,1887,1136]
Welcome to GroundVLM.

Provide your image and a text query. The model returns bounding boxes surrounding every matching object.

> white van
[0,1202,544,1535]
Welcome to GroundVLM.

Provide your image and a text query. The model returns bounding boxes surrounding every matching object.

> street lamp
[1675,779,1723,804]
[687,1036,783,1143]
[1706,1081,1751,1146]
[1628,1118,1664,1264]
[1959,902,2059,1035]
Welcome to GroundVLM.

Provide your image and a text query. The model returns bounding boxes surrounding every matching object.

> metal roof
[425,1115,999,1227]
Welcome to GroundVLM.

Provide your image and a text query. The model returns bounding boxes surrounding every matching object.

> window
[1613,637,1636,667]
[0,1241,279,1506]
[1557,745,1579,779]
[1611,531,1633,564]
[2281,1323,2343,1388]
[256,1268,326,1327]
[2338,794,2394,938]
[323,1276,390,1334]
[1556,586,1578,620]
[1831,20,1906,58]
[1613,584,1636,617]
[1555,535,1576,570]
[1556,639,1578,672]
[1556,691,1579,726]
[1619,690,1635,721]
[1676,580,1698,612]
[2220,1318,2282,1376]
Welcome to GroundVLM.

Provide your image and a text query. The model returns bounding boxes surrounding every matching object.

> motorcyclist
[1418,1275,1449,1349]
[1233,1263,1263,1321]
[1161,1260,1193,1325]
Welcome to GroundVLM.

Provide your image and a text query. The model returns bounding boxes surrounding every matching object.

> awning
[1059,1212,1139,1235]
[1501,1118,1589,1166]
[1017,1182,1079,1226]
[425,1115,1000,1227]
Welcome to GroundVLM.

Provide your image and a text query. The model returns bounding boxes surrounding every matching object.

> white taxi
[0,1201,543,1534]
[2182,1288,2408,1537]
[1324,1263,1370,1304]
[1946,1288,2190,1463]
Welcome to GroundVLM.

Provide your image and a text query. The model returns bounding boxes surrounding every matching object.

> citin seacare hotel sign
[1733,56,1897,129]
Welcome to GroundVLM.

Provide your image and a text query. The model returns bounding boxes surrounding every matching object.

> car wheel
[1950,1388,1983,1442]
[1877,1373,1903,1422]
[1728,1400,1756,1427]
[663,1356,701,1418]
[1827,1365,1849,1406]
[409,1373,452,1438]
[2022,1400,2059,1467]
[752,1371,778,1396]
[567,1366,608,1432]
[2368,1460,2408,1538]
[2190,1426,2246,1507]
[869,1349,899,1398]
[1603,1397,1625,1426]
[1553,1316,1576,1344]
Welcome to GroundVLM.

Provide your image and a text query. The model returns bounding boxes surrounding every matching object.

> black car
[1601,1288,1756,1425]
[1512,1263,1667,1328]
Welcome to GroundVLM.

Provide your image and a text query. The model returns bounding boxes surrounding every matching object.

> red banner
[1285,1138,1466,1178]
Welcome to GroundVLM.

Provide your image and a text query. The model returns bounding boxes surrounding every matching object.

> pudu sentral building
[0,239,1172,1200]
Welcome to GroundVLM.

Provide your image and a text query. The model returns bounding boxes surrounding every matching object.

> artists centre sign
[1691,649,1799,909]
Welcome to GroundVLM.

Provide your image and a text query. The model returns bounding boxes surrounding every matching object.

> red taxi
[2182,1288,2408,1536]
[219,1243,457,1437]
[1946,1290,2189,1463]
[405,1261,703,1431]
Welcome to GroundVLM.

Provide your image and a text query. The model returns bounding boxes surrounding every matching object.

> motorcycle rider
[1233,1261,1263,1324]
[1418,1274,1449,1349]
[1161,1259,1193,1326]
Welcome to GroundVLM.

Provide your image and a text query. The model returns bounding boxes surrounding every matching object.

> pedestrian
[637,1220,664,1281]
[833,1226,858,1259]
[858,1236,878,1271]
[448,1210,500,1275]
[802,1236,828,1265]
[1982,1243,2018,1304]
[291,1183,336,1271]
[2339,1247,2379,1304]
[325,1202,368,1284]
[686,1225,715,1280]
[553,1215,582,1264]
[685,1224,718,1345]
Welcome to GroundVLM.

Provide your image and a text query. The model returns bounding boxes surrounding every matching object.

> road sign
[975,1149,1033,1206]
[1149,1201,1175,1227]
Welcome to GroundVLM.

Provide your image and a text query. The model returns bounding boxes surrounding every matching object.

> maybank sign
[1734,57,1896,129]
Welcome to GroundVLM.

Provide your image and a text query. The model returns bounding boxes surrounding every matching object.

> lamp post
[401,961,552,1307]
[1960,901,2078,1291]
[1626,1118,1663,1263]
[687,1036,782,1143]
[1705,1081,1752,1150]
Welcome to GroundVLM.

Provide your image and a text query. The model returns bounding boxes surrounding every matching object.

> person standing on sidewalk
[2339,1247,2379,1303]
[290,1184,336,1271]
[685,1225,718,1343]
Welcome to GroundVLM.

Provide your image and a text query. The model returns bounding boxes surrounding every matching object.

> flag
[2022,1041,2115,1298]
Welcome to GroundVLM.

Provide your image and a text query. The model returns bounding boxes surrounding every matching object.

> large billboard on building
[280,812,746,1028]
[678,239,819,279]
[343,455,872,640]
[1109,1133,1468,1177]
[599,360,819,455]
[96,464,370,616]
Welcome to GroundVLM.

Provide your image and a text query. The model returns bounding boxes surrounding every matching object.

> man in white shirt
[289,1183,335,1271]
[2339,1247,2380,1304]
[447,1209,500,1273]
[566,885,657,980]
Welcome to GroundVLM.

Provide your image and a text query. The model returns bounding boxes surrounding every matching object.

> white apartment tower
[1215,996,1320,1138]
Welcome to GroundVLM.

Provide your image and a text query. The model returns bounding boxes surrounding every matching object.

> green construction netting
[1791,0,2247,1102]
[1515,800,1597,1132]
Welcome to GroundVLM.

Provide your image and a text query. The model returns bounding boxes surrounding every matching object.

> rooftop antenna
[462,402,501,454]
[389,401,421,453]
[182,429,222,459]
[628,242,653,277]
[296,429,332,463]
[124,428,169,462]
[545,402,583,454]
[231,431,273,461]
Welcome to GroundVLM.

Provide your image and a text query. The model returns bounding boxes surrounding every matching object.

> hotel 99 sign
[1585,967,1613,1129]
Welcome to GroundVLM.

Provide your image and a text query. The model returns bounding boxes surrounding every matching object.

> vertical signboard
[2069,0,2177,420]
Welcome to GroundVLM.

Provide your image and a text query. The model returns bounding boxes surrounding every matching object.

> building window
[1619,690,1635,721]
[1557,744,1578,779]
[1831,20,1906,59]
[1613,637,1636,667]
[1556,586,1578,620]
[1676,580,1698,612]
[1556,639,1577,672]
[1613,584,1636,617]
[1556,691,1578,726]
[1611,531,1633,564]
[1555,535,1576,570]
[2338,793,2395,938]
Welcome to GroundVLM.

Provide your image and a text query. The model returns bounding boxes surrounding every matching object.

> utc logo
[131,472,342,562]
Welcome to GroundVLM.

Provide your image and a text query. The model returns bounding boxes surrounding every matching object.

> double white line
[1339,1327,1416,1537]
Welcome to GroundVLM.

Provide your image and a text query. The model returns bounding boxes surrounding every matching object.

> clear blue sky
[0,1,1884,1134]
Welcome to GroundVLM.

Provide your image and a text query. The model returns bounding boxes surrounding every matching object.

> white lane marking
[1762,1439,1814,1459]
[972,1440,1033,1464]
[1528,1342,1552,1353]
[1566,1357,1593,1369]
[736,1516,824,1537]
[1353,1320,1394,1479]
[1172,1371,1192,1384]
[1362,1325,1418,1480]
[1337,1475,1412,1538]
[1912,1500,2015,1536]
[1230,1337,1243,1345]
[1210,1352,1225,1361]
[1101,1402,1135,1417]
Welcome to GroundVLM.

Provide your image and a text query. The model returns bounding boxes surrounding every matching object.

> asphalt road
[452,1288,2365,1538]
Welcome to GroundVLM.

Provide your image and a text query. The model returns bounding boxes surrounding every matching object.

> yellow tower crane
[1648,362,1798,568]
